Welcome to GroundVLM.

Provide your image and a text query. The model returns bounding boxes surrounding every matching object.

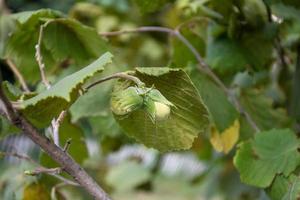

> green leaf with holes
[17,52,113,128]
[234,129,300,188]
[112,67,209,152]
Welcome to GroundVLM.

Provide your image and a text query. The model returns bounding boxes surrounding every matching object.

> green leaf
[133,0,170,13]
[206,23,275,74]
[43,18,108,64]
[271,3,300,21]
[240,89,291,131]
[290,60,300,122]
[17,52,113,128]
[234,129,300,188]
[0,116,20,139]
[190,72,238,132]
[11,9,62,24]
[2,81,23,101]
[112,67,209,152]
[0,162,36,200]
[190,72,239,153]
[171,27,205,67]
[70,82,111,122]
[5,9,108,83]
[106,161,151,191]
[0,15,16,58]
[206,36,248,75]
[267,174,300,200]
[5,9,62,83]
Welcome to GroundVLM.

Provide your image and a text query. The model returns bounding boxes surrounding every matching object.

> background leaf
[0,15,16,58]
[234,129,300,188]
[267,174,300,200]
[132,0,170,14]
[106,161,151,192]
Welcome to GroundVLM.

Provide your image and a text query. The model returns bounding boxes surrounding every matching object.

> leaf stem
[6,59,30,92]
[85,72,145,90]
[99,26,260,132]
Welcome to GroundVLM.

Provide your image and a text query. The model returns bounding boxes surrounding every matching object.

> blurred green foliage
[1,0,300,199]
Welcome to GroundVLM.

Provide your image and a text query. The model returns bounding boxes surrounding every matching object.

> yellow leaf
[210,119,240,153]
[23,183,50,200]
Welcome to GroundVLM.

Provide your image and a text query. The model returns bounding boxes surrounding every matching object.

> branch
[99,26,260,132]
[6,59,30,92]
[0,151,78,186]
[85,72,145,90]
[0,77,111,200]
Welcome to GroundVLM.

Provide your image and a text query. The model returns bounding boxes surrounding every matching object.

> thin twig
[85,72,145,90]
[99,26,260,132]
[6,59,30,92]
[35,22,51,89]
[52,110,67,146]
[63,138,72,152]
[25,167,62,176]
[0,151,78,186]
[0,151,40,165]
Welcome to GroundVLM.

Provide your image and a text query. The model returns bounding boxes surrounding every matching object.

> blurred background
[1,0,299,199]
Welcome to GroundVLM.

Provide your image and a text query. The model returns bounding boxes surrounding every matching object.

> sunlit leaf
[17,52,113,127]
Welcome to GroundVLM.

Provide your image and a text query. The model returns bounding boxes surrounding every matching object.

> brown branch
[99,26,260,132]
[0,77,111,200]
[6,59,30,92]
